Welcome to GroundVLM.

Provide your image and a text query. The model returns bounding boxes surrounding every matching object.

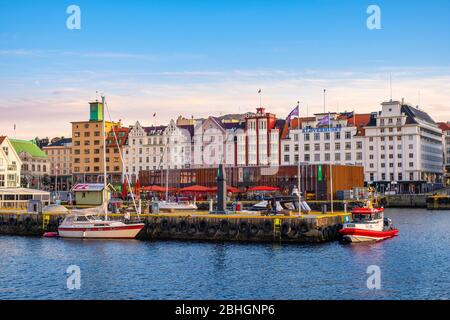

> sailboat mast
[101,95,108,220]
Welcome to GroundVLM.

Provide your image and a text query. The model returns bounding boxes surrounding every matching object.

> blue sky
[1,0,450,138]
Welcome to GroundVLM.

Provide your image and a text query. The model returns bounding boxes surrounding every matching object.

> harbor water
[1,208,449,300]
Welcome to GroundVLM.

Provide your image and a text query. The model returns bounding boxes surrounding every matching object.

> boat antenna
[104,97,140,217]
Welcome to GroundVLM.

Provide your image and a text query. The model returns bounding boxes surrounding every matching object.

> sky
[1,0,450,139]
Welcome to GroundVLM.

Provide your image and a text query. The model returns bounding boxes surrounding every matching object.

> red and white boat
[58,212,144,239]
[339,204,398,243]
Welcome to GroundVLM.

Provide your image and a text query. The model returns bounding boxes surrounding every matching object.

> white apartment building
[363,100,443,193]
[281,113,369,167]
[438,122,450,185]
[123,120,192,182]
[0,136,22,188]
[192,117,242,168]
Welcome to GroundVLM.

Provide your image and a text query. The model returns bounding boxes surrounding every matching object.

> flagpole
[323,89,326,114]
[329,111,334,214]
[296,101,301,215]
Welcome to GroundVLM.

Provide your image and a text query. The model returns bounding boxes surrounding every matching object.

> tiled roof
[10,139,48,158]
[438,122,450,131]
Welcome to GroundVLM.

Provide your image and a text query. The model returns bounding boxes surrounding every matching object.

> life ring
[198,220,208,233]
[188,223,197,235]
[262,221,272,234]
[239,221,249,234]
[248,224,259,237]
[178,220,189,233]
[281,222,291,235]
[220,220,230,233]
[160,219,170,231]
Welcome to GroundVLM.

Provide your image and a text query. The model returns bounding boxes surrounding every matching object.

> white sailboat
[58,96,144,239]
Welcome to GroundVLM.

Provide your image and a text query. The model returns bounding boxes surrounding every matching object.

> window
[345,131,351,139]
[345,153,351,161]
[304,154,310,162]
[314,133,320,141]
[335,153,341,161]
[304,144,310,151]
[335,143,341,150]
[304,133,310,141]
[325,153,330,161]
[284,145,290,152]
[314,154,320,162]
[284,155,290,162]
[335,132,341,139]
[314,143,320,151]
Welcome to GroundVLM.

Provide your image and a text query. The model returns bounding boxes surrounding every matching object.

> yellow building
[71,101,121,184]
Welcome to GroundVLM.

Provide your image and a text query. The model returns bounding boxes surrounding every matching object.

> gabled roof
[0,136,6,145]
[401,105,436,125]
[10,139,48,158]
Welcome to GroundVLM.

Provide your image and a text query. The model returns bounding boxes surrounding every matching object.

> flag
[317,115,331,126]
[258,89,261,94]
[286,105,299,122]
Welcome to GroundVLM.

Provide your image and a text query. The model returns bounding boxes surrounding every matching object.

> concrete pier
[0,211,350,243]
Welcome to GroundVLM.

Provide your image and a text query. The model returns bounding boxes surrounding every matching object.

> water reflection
[0,209,449,299]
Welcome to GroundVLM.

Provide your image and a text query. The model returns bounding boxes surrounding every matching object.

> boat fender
[169,224,178,234]
[178,220,189,233]
[160,219,170,231]
[248,224,259,237]
[238,221,249,234]
[219,220,230,233]
[188,223,197,235]
[198,220,208,233]
[287,224,298,237]
[299,222,309,233]
[229,224,238,236]
[207,225,218,236]
[262,221,273,234]
[281,222,291,235]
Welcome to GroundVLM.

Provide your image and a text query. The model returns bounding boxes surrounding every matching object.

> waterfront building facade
[43,137,73,191]
[438,122,450,186]
[0,136,22,188]
[363,100,443,193]
[281,112,370,168]
[123,120,192,183]
[10,138,50,189]
[71,101,121,185]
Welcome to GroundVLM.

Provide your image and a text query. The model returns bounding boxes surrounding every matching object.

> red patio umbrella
[142,185,167,192]
[121,179,128,199]
[208,186,241,193]
[179,185,211,193]
[248,186,280,192]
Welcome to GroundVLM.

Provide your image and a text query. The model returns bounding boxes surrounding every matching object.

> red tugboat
[339,188,398,243]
